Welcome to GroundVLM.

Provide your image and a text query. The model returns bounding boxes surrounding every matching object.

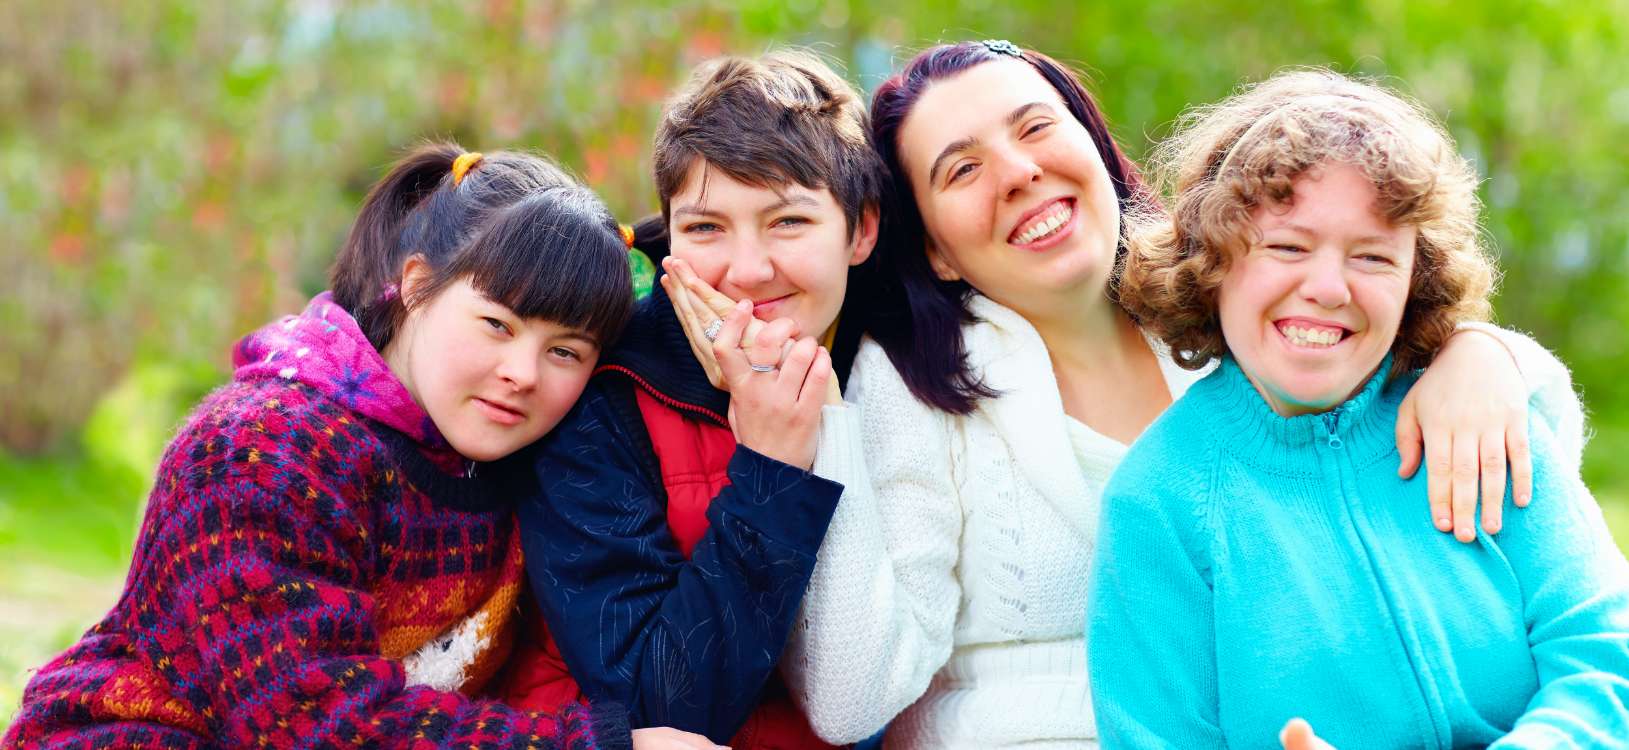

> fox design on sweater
[3,293,624,750]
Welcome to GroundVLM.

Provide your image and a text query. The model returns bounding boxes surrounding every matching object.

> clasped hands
[660,257,840,471]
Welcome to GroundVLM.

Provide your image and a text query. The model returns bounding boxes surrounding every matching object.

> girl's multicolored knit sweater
[3,294,630,750]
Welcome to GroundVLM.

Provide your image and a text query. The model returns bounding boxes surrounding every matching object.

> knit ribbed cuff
[812,405,865,488]
[587,701,632,750]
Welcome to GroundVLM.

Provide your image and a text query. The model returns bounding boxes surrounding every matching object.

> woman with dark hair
[781,42,1582,748]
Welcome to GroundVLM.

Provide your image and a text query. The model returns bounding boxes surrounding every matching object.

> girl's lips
[473,397,525,426]
[751,294,794,318]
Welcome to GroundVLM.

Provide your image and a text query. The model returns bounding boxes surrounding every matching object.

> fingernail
[1435,516,1450,531]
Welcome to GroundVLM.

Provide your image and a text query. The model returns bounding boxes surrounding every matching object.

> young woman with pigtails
[3,142,713,750]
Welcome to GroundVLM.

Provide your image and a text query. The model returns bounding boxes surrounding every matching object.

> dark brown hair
[634,49,883,259]
[330,141,633,351]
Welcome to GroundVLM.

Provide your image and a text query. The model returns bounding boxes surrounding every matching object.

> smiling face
[1218,162,1417,416]
[385,270,601,462]
[667,161,877,338]
[896,58,1122,313]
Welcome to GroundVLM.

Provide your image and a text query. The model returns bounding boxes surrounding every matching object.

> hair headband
[451,151,484,186]
[981,39,1023,58]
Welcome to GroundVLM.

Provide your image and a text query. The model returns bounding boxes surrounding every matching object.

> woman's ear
[398,254,432,309]
[925,237,962,282]
[847,206,881,266]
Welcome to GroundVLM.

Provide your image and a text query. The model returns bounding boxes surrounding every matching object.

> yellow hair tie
[451,152,484,186]
[618,223,635,249]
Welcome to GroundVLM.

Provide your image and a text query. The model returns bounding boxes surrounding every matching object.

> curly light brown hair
[1120,69,1497,375]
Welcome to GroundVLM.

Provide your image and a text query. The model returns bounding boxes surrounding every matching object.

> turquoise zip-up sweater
[1087,356,1629,749]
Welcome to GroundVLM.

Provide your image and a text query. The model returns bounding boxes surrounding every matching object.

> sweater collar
[1201,354,1412,473]
[600,284,730,424]
[232,292,450,451]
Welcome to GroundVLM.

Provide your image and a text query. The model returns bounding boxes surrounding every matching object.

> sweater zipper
[1322,411,1344,450]
[595,364,729,427]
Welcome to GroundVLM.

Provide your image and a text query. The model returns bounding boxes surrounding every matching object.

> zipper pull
[1323,412,1343,450]
[465,460,478,479]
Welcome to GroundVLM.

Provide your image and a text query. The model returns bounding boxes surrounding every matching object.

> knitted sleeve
[1,388,620,750]
[1488,416,1629,749]
[516,381,842,744]
[1086,409,1226,749]
[782,341,966,744]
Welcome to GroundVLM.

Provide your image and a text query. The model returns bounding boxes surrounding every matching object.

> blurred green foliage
[3,0,1628,729]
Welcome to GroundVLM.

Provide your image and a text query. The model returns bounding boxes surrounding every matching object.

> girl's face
[668,162,877,339]
[897,58,1122,313]
[1218,162,1416,416]
[387,265,600,461]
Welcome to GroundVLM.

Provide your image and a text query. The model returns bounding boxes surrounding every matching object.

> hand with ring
[709,297,830,470]
[661,257,788,390]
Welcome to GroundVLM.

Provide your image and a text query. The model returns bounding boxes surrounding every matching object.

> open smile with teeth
[1276,321,1351,348]
[1010,200,1074,245]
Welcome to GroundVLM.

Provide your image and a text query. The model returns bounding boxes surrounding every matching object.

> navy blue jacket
[507,287,843,743]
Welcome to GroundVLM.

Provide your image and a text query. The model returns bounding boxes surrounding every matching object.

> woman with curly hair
[1088,70,1629,748]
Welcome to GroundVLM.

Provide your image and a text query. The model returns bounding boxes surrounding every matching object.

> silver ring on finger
[749,362,777,373]
[703,318,723,342]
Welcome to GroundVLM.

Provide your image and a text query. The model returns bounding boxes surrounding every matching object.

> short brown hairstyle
[651,49,883,237]
[1120,69,1496,376]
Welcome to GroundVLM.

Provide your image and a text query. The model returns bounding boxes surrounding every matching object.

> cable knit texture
[3,293,622,750]
[786,295,1205,749]
[1088,356,1629,748]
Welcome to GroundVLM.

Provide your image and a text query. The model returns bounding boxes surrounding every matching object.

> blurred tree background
[3,0,1626,726]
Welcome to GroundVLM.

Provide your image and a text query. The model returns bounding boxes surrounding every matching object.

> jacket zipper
[596,364,729,427]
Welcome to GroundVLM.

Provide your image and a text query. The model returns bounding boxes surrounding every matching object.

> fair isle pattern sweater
[1087,357,1629,748]
[3,294,625,750]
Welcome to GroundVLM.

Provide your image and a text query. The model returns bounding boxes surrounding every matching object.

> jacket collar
[600,284,730,425]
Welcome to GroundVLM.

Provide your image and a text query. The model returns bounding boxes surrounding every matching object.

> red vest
[499,388,835,749]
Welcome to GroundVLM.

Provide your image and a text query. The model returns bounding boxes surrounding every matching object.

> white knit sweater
[785,295,1581,749]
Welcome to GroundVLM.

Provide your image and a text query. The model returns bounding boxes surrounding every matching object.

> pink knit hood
[232,292,450,451]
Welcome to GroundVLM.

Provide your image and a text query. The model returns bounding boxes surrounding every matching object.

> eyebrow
[671,192,820,221]
[671,204,725,220]
[1277,222,1396,247]
[556,331,601,348]
[762,193,821,213]
[927,101,1056,185]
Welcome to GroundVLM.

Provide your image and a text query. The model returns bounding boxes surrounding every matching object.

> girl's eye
[771,216,809,229]
[550,346,582,362]
[684,222,722,234]
[483,317,512,335]
[948,162,978,185]
[1022,120,1053,138]
[1267,244,1307,255]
